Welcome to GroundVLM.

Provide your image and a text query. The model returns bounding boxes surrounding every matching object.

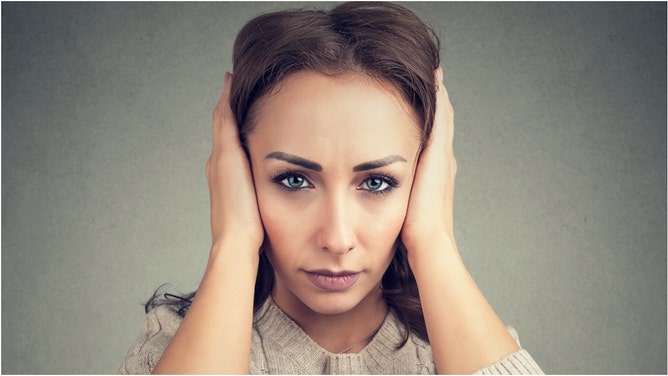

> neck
[272,285,388,354]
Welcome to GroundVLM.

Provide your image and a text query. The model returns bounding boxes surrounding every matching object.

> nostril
[316,195,357,254]
[318,226,356,255]
[322,244,355,255]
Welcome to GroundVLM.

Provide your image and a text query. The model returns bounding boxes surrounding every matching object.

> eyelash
[272,171,313,192]
[271,171,400,195]
[358,174,400,195]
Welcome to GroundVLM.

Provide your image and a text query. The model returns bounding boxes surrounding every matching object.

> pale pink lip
[305,270,360,292]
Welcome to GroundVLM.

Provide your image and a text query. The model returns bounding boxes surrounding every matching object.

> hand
[154,73,262,374]
[205,72,264,253]
[401,67,457,254]
[400,70,522,374]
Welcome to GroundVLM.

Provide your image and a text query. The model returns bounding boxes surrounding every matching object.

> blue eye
[360,176,398,194]
[363,177,388,191]
[274,173,312,190]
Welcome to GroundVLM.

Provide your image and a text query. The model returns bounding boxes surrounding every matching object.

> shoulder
[407,329,437,374]
[406,324,544,375]
[474,326,545,375]
[473,348,544,375]
[118,306,183,374]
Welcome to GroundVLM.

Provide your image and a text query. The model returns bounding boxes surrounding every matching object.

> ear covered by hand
[401,67,457,255]
[205,72,265,253]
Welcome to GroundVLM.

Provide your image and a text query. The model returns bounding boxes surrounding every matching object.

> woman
[121,2,543,374]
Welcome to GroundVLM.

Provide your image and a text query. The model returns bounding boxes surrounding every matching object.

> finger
[211,72,239,153]
[424,67,456,187]
[427,67,454,155]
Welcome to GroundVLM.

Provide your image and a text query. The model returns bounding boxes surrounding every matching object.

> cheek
[359,194,410,249]
[259,193,411,249]
[255,189,302,249]
[252,172,413,256]
[254,184,321,265]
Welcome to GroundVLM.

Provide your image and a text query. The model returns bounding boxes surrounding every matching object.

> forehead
[247,71,421,162]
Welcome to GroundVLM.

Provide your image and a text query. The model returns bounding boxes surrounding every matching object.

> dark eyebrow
[265,152,323,171]
[353,155,407,172]
[265,152,406,173]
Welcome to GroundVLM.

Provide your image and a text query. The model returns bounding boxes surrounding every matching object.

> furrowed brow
[265,152,323,172]
[353,155,407,172]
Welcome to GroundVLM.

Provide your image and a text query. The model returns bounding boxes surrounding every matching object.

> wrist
[208,237,260,272]
[404,230,462,273]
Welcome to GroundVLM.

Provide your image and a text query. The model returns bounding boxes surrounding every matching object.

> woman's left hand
[401,67,457,255]
[402,69,522,374]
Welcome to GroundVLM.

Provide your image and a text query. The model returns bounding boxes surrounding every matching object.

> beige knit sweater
[119,297,543,374]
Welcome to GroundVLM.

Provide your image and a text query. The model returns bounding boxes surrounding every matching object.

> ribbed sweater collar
[252,297,412,374]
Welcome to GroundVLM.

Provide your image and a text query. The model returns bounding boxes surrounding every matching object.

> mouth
[305,269,361,292]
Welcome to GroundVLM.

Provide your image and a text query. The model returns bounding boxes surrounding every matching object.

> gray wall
[3,2,665,374]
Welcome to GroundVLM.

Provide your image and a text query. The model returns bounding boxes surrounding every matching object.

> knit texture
[119,298,543,374]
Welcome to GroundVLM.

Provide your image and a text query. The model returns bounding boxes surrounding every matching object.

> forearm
[153,240,258,374]
[408,233,519,374]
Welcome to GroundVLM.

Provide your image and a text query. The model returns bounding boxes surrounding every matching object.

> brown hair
[231,1,439,148]
[147,1,440,349]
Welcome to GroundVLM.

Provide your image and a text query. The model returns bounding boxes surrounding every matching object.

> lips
[305,270,360,291]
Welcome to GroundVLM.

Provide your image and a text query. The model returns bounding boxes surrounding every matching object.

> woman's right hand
[153,73,262,373]
[205,72,264,254]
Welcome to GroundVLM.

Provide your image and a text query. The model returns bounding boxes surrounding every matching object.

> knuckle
[213,105,223,119]
[205,154,220,175]
[205,160,213,178]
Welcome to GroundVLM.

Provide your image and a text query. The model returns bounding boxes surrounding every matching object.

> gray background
[3,2,665,374]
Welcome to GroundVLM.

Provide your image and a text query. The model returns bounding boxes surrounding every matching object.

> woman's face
[247,71,422,317]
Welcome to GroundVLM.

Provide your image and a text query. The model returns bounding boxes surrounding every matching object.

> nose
[316,192,357,255]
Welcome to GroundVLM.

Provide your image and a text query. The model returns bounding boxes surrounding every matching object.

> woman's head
[246,70,421,319]
[147,1,439,345]
[229,1,439,345]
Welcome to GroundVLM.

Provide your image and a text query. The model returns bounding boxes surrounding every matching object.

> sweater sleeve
[473,326,544,375]
[118,306,182,374]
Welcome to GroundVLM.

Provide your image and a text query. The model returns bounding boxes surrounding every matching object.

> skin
[153,68,520,374]
[404,68,520,373]
[246,71,421,352]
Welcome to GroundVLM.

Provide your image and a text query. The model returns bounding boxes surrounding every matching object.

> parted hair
[147,1,440,348]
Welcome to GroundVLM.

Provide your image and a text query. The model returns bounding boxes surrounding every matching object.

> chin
[302,293,363,315]
[293,279,383,316]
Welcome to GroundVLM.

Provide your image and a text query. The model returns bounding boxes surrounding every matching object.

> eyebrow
[265,152,322,171]
[264,152,406,172]
[353,155,407,172]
